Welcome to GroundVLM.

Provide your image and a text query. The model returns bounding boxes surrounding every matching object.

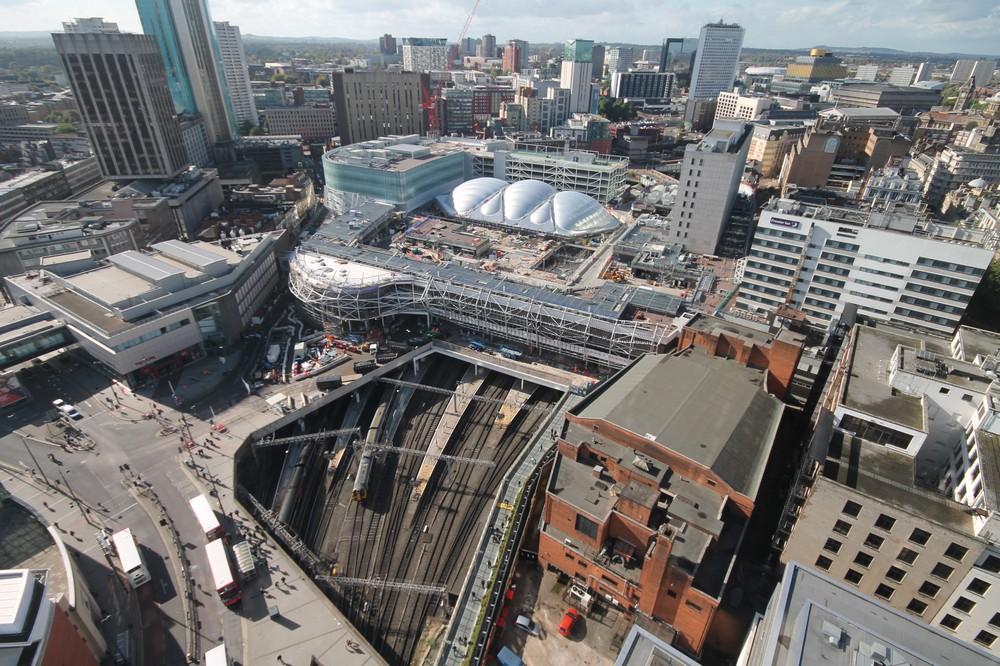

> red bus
[205,538,241,606]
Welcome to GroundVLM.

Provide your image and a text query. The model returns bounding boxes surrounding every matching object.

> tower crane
[421,0,483,132]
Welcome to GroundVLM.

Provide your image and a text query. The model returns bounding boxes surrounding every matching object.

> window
[886,566,906,583]
[874,514,896,531]
[842,500,862,517]
[833,519,852,536]
[685,601,703,612]
[939,387,951,394]
[874,584,894,600]
[824,538,843,554]
[975,631,998,648]
[666,590,678,598]
[815,555,833,571]
[844,569,863,585]
[989,612,1000,628]
[909,527,931,546]
[968,578,991,595]
[898,547,919,565]
[931,562,954,580]
[962,394,974,402]
[944,543,968,562]
[919,581,941,598]
[574,514,598,539]
[906,598,927,615]
[864,533,885,550]
[953,596,976,613]
[981,555,1000,573]
[940,614,962,631]
[854,551,874,568]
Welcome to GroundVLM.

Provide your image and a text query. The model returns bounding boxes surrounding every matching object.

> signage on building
[771,217,801,229]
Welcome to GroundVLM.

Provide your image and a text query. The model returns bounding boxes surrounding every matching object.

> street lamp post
[19,434,49,486]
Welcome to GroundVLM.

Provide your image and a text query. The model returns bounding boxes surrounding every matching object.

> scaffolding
[290,245,684,368]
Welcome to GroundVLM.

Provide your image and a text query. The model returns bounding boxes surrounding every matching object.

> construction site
[235,346,585,665]
[289,179,727,369]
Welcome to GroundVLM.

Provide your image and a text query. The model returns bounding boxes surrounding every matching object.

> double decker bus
[189,494,224,540]
[205,538,241,606]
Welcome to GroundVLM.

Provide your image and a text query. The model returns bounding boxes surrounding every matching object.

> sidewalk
[175,393,386,666]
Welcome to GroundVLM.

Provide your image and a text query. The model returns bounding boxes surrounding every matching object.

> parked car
[513,614,541,636]
[558,608,581,637]
[52,399,82,420]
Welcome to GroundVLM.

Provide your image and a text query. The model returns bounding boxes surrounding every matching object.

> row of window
[746,259,795,277]
[916,257,985,277]
[911,270,978,291]
[858,265,905,280]
[904,282,971,303]
[894,307,957,327]
[112,318,191,353]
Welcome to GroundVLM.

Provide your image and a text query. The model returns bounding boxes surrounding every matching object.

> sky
[1,0,998,56]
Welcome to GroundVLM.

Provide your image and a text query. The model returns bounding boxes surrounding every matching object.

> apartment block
[213,21,258,127]
[670,120,751,254]
[401,37,448,72]
[331,70,423,145]
[922,147,1000,207]
[735,199,993,334]
[261,107,336,143]
[538,348,786,654]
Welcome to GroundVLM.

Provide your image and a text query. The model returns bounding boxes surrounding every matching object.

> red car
[559,608,581,637]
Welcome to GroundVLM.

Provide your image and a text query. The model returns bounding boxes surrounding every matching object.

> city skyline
[1,0,999,56]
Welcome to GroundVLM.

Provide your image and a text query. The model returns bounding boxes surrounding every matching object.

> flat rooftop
[821,429,974,532]
[685,313,806,347]
[615,624,695,666]
[840,325,927,431]
[954,325,1000,363]
[0,501,67,601]
[577,349,784,498]
[750,562,996,666]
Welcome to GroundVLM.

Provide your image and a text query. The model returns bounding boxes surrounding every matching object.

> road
[1,352,240,665]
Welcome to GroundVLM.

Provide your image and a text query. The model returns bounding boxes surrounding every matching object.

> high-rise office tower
[54,18,188,179]
[591,44,605,78]
[379,33,397,55]
[332,70,424,145]
[887,66,915,87]
[560,39,594,114]
[135,0,237,149]
[402,38,448,72]
[213,21,257,128]
[605,47,634,75]
[502,40,528,74]
[659,37,685,73]
[477,34,496,59]
[914,62,933,83]
[687,21,744,112]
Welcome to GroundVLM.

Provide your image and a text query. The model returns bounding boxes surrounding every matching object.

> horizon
[0,0,998,57]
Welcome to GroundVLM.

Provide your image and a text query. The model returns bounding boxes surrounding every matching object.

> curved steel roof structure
[436,178,620,238]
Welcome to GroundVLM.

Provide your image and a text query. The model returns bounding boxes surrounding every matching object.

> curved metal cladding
[437,177,620,238]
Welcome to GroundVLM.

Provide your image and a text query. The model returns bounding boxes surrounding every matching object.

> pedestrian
[281,576,287,586]
[276,656,286,665]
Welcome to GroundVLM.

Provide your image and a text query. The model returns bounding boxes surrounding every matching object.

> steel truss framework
[290,249,676,368]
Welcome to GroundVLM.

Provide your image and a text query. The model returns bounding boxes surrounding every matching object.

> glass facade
[135,0,197,115]
[564,39,594,63]
[324,152,466,211]
[0,328,75,370]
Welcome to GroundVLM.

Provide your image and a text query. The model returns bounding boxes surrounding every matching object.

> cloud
[1,0,997,55]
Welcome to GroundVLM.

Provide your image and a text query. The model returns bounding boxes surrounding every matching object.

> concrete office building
[686,22,744,121]
[331,70,423,146]
[854,64,879,82]
[560,39,595,114]
[135,0,237,149]
[591,44,606,78]
[477,34,496,59]
[401,37,448,72]
[261,107,336,142]
[832,83,941,115]
[0,202,146,278]
[670,120,751,254]
[379,34,396,55]
[610,72,674,101]
[213,21,258,127]
[110,166,224,239]
[862,166,924,205]
[914,62,933,83]
[742,562,997,665]
[538,348,786,654]
[0,158,101,224]
[922,147,1000,206]
[5,234,281,381]
[605,47,634,75]
[747,122,808,178]
[441,88,474,134]
[785,48,848,82]
[0,104,29,127]
[179,115,211,167]
[53,21,188,180]
[888,66,916,87]
[951,59,995,87]
[734,199,994,333]
[714,91,772,124]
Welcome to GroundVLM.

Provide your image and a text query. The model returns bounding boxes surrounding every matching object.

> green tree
[238,120,256,136]
[54,123,76,134]
[315,74,329,88]
[271,73,286,82]
[598,97,637,122]
[249,126,265,136]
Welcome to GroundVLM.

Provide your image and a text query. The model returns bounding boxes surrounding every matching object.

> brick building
[538,348,786,655]
[677,314,805,399]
